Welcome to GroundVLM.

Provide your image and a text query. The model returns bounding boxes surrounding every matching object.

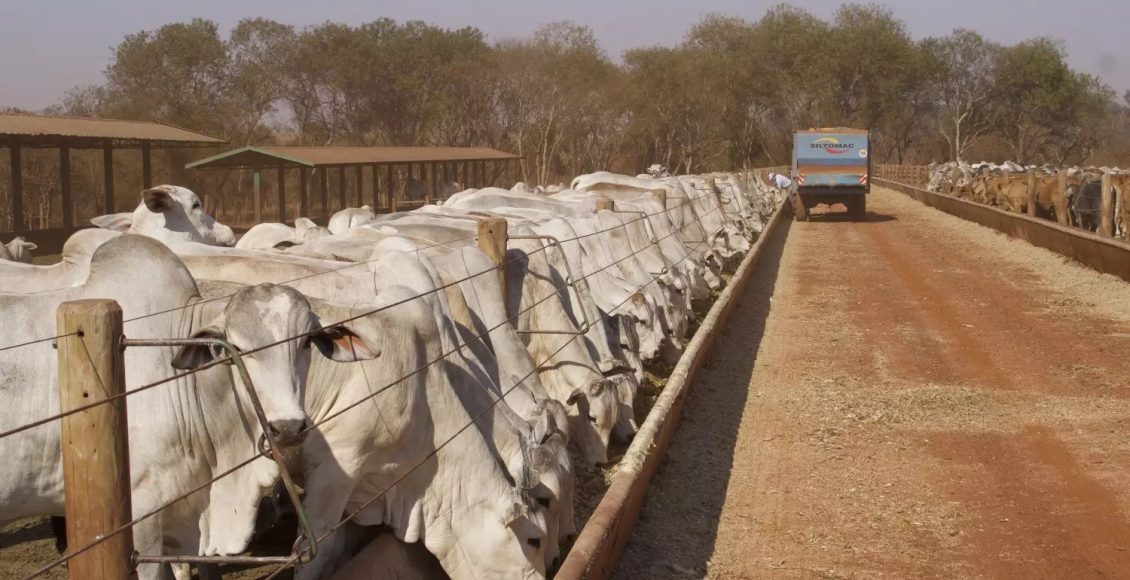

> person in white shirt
[768,172,793,190]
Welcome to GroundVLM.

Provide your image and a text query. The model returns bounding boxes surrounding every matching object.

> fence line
[877,163,1129,240]
[9,183,739,579]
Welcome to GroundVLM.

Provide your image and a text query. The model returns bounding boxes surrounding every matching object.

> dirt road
[615,187,1130,579]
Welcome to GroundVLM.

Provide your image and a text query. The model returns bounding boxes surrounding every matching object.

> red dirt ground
[615,187,1130,579]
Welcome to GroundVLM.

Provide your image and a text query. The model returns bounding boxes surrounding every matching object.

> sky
[1,0,1127,110]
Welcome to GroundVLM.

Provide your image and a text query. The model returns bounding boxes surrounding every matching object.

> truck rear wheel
[847,196,866,219]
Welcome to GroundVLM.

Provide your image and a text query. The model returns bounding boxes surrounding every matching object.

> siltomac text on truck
[791,128,871,221]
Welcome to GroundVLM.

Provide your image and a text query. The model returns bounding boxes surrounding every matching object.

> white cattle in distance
[0,235,377,580]
[91,185,236,246]
[327,205,377,235]
[0,187,237,294]
[0,236,37,262]
[0,229,119,293]
[237,218,332,251]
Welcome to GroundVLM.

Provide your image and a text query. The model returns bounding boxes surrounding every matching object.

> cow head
[435,486,547,580]
[91,185,236,247]
[171,284,379,446]
[565,378,618,465]
[2,236,37,263]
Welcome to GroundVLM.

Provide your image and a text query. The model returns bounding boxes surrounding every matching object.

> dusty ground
[615,187,1130,579]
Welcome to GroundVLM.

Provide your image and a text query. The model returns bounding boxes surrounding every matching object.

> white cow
[0,229,119,293]
[91,185,236,246]
[0,235,376,579]
[236,218,331,251]
[0,236,37,262]
[327,205,377,235]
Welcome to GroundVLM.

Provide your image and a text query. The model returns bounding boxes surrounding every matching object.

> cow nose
[268,418,309,446]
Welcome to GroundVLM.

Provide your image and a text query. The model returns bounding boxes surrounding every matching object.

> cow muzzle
[267,418,310,447]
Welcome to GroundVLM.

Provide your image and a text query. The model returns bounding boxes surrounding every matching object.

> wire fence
[0,180,750,579]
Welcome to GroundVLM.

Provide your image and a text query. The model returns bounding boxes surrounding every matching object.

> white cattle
[1,191,233,294]
[0,236,36,262]
[356,215,621,465]
[183,242,570,572]
[282,284,549,580]
[0,229,119,293]
[91,185,236,247]
[327,205,377,235]
[236,218,331,251]
[0,235,376,579]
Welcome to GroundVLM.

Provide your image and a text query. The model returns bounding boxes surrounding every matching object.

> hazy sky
[1,0,1127,110]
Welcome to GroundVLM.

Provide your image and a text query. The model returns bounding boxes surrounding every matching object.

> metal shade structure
[185,145,521,223]
[1,112,226,243]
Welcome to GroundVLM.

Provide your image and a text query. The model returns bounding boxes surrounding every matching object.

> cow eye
[536,497,551,508]
[526,538,541,550]
[588,414,597,424]
[192,202,201,210]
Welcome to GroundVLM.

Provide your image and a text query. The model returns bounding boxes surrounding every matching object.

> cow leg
[294,433,364,580]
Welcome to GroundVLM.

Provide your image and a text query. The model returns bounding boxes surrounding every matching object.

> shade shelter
[1,112,225,235]
[185,146,521,223]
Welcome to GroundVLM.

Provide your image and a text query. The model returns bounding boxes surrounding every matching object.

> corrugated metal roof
[186,146,521,169]
[0,112,224,144]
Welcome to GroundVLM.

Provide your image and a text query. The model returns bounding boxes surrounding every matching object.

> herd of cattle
[925,161,1127,237]
[0,171,785,579]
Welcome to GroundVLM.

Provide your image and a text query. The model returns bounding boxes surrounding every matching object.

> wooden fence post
[477,217,509,304]
[1026,170,1038,217]
[1056,170,1070,226]
[56,299,133,580]
[1101,172,1114,237]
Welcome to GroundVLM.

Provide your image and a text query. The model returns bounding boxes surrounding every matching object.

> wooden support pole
[1056,170,1070,226]
[141,142,152,189]
[1100,172,1114,237]
[428,162,437,202]
[337,166,347,211]
[319,168,329,219]
[1026,170,1038,217]
[355,165,363,207]
[56,299,133,580]
[10,144,24,231]
[477,217,509,303]
[298,167,308,218]
[390,165,400,213]
[460,161,469,188]
[277,165,286,223]
[102,141,114,214]
[370,165,379,209]
[252,170,262,224]
[60,145,73,228]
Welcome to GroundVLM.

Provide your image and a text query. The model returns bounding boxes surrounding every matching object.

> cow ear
[142,188,176,213]
[527,412,555,445]
[19,241,37,251]
[294,217,316,233]
[91,213,133,232]
[171,326,227,370]
[312,326,380,362]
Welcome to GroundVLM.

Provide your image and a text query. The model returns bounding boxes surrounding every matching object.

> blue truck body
[790,128,871,220]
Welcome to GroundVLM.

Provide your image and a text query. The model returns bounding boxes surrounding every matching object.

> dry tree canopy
[11,4,1130,190]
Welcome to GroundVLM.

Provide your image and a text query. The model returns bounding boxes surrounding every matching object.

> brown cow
[986,174,1073,222]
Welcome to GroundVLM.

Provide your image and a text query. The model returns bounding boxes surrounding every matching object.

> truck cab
[791,128,871,221]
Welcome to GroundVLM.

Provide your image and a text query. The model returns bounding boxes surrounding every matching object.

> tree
[923,30,999,161]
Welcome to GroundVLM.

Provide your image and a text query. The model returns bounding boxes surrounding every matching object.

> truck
[791,128,871,221]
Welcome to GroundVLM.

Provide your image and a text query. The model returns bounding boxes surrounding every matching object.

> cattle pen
[2,161,1129,579]
[0,168,787,580]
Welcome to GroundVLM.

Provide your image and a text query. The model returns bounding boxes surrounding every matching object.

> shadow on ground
[610,217,791,580]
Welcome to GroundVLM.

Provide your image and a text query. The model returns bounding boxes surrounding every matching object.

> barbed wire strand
[15,192,748,579]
